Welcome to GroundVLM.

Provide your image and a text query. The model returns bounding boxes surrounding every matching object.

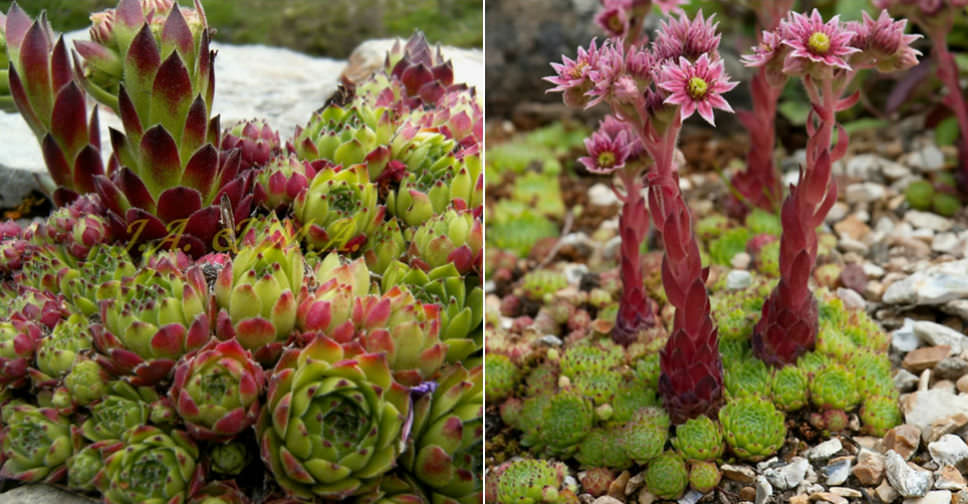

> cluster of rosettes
[742,8,922,81]
[0,3,484,501]
[873,0,968,31]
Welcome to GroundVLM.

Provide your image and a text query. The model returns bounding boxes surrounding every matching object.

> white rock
[893,319,922,353]
[764,457,809,491]
[588,183,619,207]
[805,438,843,461]
[846,154,885,179]
[837,288,866,310]
[726,270,753,291]
[755,475,773,504]
[539,335,563,346]
[908,145,946,172]
[906,210,954,232]
[846,182,887,204]
[677,490,703,504]
[826,202,849,223]
[933,233,964,256]
[864,263,887,278]
[886,450,933,498]
[883,260,968,305]
[912,320,968,355]
[903,490,953,504]
[882,159,912,180]
[942,300,968,322]
[731,252,752,270]
[592,496,623,504]
[928,435,968,467]
[563,264,590,285]
[822,458,852,486]
[895,368,920,392]
[902,389,968,435]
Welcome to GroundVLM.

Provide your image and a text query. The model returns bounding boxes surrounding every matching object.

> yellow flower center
[597,151,617,168]
[808,32,831,54]
[571,61,588,79]
[687,77,709,100]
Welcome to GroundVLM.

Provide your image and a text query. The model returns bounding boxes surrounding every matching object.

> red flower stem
[933,36,968,184]
[611,166,656,345]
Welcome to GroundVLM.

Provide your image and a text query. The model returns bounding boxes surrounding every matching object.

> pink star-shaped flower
[657,54,738,126]
[779,9,859,72]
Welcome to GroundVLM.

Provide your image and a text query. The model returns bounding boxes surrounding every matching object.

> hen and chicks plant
[0,0,484,502]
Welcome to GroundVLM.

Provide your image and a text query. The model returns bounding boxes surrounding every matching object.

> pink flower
[655,0,688,15]
[658,54,738,126]
[585,41,627,107]
[653,10,722,62]
[848,10,922,72]
[546,40,604,108]
[596,6,630,37]
[741,30,784,68]
[779,9,860,73]
[579,120,636,174]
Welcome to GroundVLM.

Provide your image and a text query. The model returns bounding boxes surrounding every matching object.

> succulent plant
[519,269,568,303]
[403,364,483,504]
[386,132,466,227]
[0,318,42,387]
[80,381,152,442]
[671,414,724,461]
[58,244,136,316]
[560,339,624,377]
[611,381,659,423]
[95,266,210,384]
[187,480,252,504]
[0,403,73,482]
[254,154,322,212]
[771,364,809,411]
[32,313,93,384]
[292,103,394,181]
[407,208,482,276]
[578,467,614,497]
[362,218,407,275]
[485,353,519,403]
[859,395,902,436]
[809,363,860,411]
[719,396,786,461]
[905,179,934,210]
[337,285,447,386]
[576,426,632,470]
[63,358,109,406]
[689,460,721,493]
[623,407,671,465]
[709,228,750,266]
[382,261,483,362]
[3,3,104,205]
[724,354,772,399]
[220,119,281,171]
[293,162,384,253]
[214,238,302,364]
[101,426,203,504]
[257,335,411,499]
[170,338,264,441]
[67,439,121,492]
[528,390,594,457]
[208,440,251,476]
[487,209,559,258]
[495,459,569,504]
[574,369,622,406]
[644,451,688,500]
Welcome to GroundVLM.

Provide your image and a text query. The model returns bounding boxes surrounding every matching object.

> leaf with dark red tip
[19,22,53,121]
[150,51,193,137]
[50,81,88,156]
[40,133,71,188]
[117,86,144,139]
[7,66,41,136]
[161,6,194,65]
[109,127,138,170]
[124,24,161,118]
[401,64,433,96]
[182,144,218,198]
[94,175,128,214]
[140,125,182,192]
[183,206,220,246]
[119,168,156,211]
[125,208,168,241]
[52,188,79,207]
[181,95,208,158]
[4,3,33,56]
[216,148,241,189]
[88,105,101,149]
[50,37,72,92]
[73,145,105,194]
[157,186,203,223]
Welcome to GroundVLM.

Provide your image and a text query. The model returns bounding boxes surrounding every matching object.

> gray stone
[836,287,866,310]
[678,490,703,504]
[908,145,946,172]
[886,450,933,497]
[755,475,773,504]
[896,368,921,392]
[563,263,590,285]
[764,457,809,491]
[904,491,954,504]
[934,357,968,380]
[883,261,968,304]
[894,319,922,353]
[929,435,968,468]
[539,335,563,346]
[902,389,968,436]
[588,183,619,207]
[822,457,852,486]
[943,300,968,322]
[726,270,753,291]
[906,210,954,232]
[805,438,843,461]
[934,233,964,256]
[846,182,887,203]
[913,321,968,355]
[0,485,96,503]
[592,496,623,504]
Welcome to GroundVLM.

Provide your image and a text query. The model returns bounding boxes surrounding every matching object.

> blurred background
[0,0,483,56]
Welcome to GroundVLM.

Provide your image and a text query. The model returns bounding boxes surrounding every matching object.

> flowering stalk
[730,0,794,215]
[549,4,735,422]
[744,9,920,366]
[873,0,968,185]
